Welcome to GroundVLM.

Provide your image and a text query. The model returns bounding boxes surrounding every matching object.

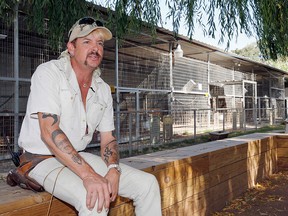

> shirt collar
[58,49,103,84]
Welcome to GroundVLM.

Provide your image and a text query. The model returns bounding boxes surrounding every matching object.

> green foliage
[252,0,288,60]
[1,0,96,49]
[0,0,16,25]
[233,42,260,60]
[233,42,288,72]
[0,0,288,60]
[265,57,288,72]
[229,125,284,137]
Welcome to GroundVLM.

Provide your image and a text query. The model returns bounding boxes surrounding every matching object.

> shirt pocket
[59,89,78,120]
[87,100,107,130]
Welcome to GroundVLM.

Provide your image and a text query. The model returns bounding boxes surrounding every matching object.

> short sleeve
[97,83,115,132]
[29,63,61,118]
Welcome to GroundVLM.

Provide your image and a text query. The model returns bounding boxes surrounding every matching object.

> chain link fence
[1,107,284,161]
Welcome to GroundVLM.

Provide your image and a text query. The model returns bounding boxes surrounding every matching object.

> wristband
[107,164,122,174]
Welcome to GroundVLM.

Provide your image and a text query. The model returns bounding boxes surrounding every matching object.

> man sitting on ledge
[16,16,161,216]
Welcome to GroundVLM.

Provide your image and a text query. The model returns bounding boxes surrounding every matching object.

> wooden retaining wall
[0,133,287,215]
[275,134,288,171]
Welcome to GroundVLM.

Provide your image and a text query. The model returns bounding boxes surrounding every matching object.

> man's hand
[105,169,120,202]
[82,174,112,213]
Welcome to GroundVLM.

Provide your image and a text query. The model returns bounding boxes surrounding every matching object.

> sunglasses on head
[78,17,104,27]
[68,17,104,39]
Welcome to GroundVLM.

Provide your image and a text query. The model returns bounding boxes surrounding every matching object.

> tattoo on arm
[103,139,119,164]
[51,129,82,165]
[104,146,113,164]
[42,113,58,126]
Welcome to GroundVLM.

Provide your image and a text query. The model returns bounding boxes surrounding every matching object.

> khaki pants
[29,152,162,216]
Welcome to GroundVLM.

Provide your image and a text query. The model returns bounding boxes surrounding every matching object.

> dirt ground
[213,171,288,216]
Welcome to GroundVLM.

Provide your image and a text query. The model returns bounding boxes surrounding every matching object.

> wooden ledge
[120,132,280,170]
[0,132,287,215]
[0,180,77,215]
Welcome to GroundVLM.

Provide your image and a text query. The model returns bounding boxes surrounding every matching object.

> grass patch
[118,124,285,158]
[152,124,284,152]
[228,124,284,138]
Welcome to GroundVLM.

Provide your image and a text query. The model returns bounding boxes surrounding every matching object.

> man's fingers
[97,188,111,213]
[90,191,98,211]
[104,188,111,210]
[86,191,92,210]
[83,176,112,212]
[96,189,104,213]
[110,193,117,202]
[86,191,97,210]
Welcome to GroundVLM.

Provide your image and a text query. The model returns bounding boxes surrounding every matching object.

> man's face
[68,30,104,71]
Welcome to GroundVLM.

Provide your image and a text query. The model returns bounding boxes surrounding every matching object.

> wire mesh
[0,20,13,78]
[0,14,287,160]
[117,40,170,90]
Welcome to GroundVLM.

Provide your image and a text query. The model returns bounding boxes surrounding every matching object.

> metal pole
[115,37,120,140]
[223,112,225,131]
[258,98,261,125]
[194,110,196,140]
[136,91,140,139]
[128,113,132,156]
[14,3,19,151]
[243,81,246,130]
[254,81,258,129]
[232,67,236,108]
[169,42,174,105]
[207,53,211,127]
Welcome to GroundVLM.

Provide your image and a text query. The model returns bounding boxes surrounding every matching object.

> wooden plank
[208,163,271,213]
[162,190,209,216]
[246,152,275,186]
[141,152,209,174]
[275,135,288,149]
[277,148,288,158]
[0,180,77,216]
[267,148,278,172]
[3,199,77,216]
[160,173,209,209]
[122,148,210,171]
[209,172,249,207]
[277,132,288,171]
[277,142,288,148]
[0,133,285,216]
[108,202,134,216]
[209,158,247,187]
[275,134,288,140]
[182,190,209,215]
[110,196,132,208]
[246,137,275,158]
[209,143,248,171]
[150,154,209,190]
[247,139,263,157]
[247,164,270,187]
[0,188,51,213]
[277,158,288,170]
[162,199,185,216]
[209,137,276,184]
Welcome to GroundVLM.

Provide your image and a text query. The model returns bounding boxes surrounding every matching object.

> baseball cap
[68,17,112,42]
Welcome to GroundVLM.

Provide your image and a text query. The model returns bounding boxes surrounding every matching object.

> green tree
[233,42,288,72]
[233,42,260,61]
[0,0,287,60]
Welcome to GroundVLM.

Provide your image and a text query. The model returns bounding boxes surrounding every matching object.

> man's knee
[141,173,160,194]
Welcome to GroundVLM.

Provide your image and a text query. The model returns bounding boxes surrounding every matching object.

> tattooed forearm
[51,129,82,165]
[102,139,119,164]
[42,113,58,126]
[71,154,82,164]
[51,129,65,144]
[103,147,113,164]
